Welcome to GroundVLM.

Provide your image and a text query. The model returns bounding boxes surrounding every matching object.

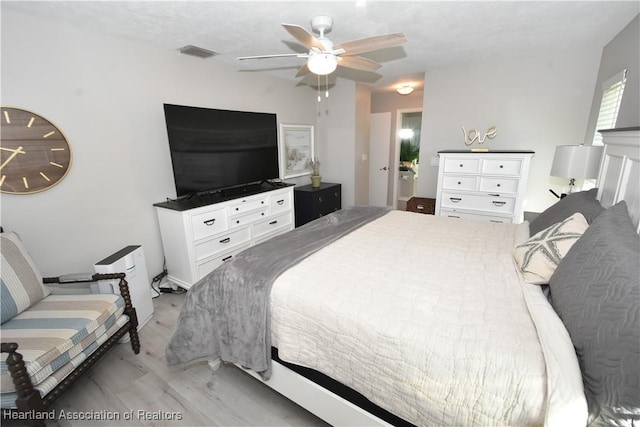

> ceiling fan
[237,15,407,77]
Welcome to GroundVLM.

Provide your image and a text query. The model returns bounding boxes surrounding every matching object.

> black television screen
[163,104,280,197]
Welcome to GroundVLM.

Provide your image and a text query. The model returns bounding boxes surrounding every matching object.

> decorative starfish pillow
[514,212,589,284]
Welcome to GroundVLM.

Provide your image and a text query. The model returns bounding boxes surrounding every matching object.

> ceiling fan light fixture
[307,53,338,75]
[396,84,414,95]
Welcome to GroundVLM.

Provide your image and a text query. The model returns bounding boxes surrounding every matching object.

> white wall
[418,50,602,213]
[354,83,372,206]
[315,79,358,207]
[1,9,319,277]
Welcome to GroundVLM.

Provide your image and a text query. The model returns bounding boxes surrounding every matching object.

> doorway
[394,109,422,210]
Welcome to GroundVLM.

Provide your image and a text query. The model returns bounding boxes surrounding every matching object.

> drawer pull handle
[489,193,500,197]
[492,201,506,206]
[269,220,278,225]
[496,183,501,187]
[222,255,233,262]
[203,219,216,226]
[457,181,462,185]
[261,212,265,216]
[459,164,464,167]
[417,204,424,209]
[277,199,284,205]
[500,165,504,168]
[448,215,460,218]
[490,220,504,223]
[220,237,231,244]
[449,197,462,203]
[235,207,239,211]
[236,220,240,224]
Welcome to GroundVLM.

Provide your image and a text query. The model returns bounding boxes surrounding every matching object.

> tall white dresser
[435,150,534,223]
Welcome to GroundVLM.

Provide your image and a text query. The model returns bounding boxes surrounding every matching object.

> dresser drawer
[229,196,267,215]
[230,208,268,228]
[443,158,480,174]
[253,212,292,238]
[441,192,516,214]
[481,159,523,175]
[294,182,342,227]
[442,175,478,191]
[478,177,520,194]
[314,190,341,215]
[440,209,514,223]
[194,227,251,261]
[191,208,229,240]
[270,191,292,215]
[196,243,251,280]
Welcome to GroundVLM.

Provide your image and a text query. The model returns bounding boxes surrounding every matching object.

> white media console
[154,184,294,289]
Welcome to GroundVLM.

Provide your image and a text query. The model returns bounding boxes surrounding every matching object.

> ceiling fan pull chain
[317,74,322,102]
[325,74,329,98]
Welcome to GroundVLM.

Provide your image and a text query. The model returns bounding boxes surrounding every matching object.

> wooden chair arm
[43,272,126,284]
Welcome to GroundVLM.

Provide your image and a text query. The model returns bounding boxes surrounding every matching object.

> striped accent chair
[1,231,140,425]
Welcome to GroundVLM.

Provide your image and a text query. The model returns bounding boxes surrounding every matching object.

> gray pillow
[530,188,604,235]
[549,201,640,425]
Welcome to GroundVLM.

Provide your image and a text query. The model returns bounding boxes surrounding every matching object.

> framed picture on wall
[279,124,315,179]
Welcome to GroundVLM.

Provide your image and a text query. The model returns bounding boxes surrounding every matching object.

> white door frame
[392,108,422,209]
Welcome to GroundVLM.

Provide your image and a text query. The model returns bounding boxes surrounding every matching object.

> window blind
[593,69,627,145]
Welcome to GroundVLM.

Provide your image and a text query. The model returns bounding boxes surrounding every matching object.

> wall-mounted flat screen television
[163,104,280,197]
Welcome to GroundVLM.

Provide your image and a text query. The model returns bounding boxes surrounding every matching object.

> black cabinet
[294,182,342,227]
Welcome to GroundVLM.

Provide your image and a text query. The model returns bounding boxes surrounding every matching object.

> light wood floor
[13,292,329,427]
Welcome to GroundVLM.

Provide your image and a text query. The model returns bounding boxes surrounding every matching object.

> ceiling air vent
[179,45,217,58]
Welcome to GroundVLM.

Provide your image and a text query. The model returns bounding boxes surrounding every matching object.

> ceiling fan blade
[237,53,307,60]
[335,32,407,56]
[337,55,382,72]
[295,63,310,78]
[282,24,325,50]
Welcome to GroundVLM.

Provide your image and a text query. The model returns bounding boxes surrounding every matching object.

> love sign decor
[462,126,497,151]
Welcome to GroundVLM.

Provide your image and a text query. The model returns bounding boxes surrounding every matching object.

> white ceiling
[4,1,639,93]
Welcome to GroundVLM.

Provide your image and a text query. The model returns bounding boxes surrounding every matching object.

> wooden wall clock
[1,107,72,194]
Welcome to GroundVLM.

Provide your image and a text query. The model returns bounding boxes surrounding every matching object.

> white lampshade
[307,53,337,75]
[550,145,604,180]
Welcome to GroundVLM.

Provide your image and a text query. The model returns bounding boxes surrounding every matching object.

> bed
[166,130,639,427]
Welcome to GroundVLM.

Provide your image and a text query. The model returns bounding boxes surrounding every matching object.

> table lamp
[550,144,604,198]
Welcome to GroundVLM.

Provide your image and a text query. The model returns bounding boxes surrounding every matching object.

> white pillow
[514,212,589,284]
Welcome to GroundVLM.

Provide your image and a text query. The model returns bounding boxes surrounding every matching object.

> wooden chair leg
[116,277,141,354]
[2,343,47,426]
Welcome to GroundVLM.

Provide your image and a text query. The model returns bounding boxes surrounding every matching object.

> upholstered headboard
[597,127,640,232]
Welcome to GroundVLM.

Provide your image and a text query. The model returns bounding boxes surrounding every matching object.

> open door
[369,112,391,207]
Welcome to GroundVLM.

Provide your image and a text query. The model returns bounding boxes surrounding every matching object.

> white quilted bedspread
[270,211,587,426]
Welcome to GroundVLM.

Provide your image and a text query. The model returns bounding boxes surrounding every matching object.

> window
[592,69,627,145]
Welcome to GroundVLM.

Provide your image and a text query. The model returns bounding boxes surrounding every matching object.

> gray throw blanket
[165,205,391,378]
